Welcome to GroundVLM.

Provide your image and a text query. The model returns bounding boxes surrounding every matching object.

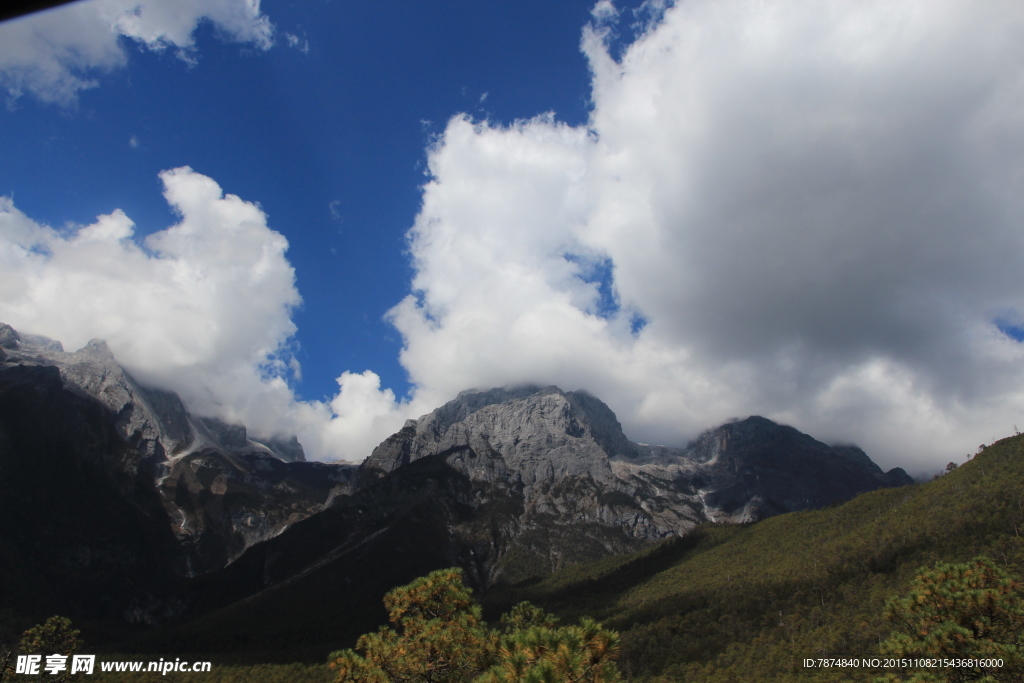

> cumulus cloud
[387,0,1024,473]
[7,0,1024,473]
[0,168,411,461]
[0,0,274,105]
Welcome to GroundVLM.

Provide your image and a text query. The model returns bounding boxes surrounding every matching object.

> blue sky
[0,0,636,401]
[4,0,1024,473]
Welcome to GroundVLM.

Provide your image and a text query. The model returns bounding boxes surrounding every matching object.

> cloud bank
[5,0,1024,472]
[0,168,410,461]
[0,0,274,105]
[388,0,1024,473]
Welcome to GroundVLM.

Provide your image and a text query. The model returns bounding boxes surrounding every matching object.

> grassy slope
[483,433,1024,681]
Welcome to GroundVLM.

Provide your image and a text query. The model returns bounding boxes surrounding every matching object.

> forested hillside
[483,433,1024,681]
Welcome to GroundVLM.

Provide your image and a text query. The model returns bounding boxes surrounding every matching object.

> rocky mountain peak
[673,414,913,521]
[358,384,914,582]
[0,323,308,465]
[364,385,633,491]
[0,322,20,350]
[0,322,332,578]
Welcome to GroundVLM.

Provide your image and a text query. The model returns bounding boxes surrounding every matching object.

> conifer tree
[877,556,1024,683]
[328,570,623,683]
[328,568,495,682]
[16,616,82,683]
[478,610,622,683]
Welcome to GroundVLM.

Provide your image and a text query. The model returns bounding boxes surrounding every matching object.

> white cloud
[0,0,274,105]
[386,0,1024,473]
[284,31,308,54]
[0,168,412,462]
[7,0,1024,474]
[590,0,618,23]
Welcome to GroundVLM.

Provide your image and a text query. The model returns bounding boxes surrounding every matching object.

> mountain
[0,322,910,656]
[127,386,910,660]
[360,385,911,584]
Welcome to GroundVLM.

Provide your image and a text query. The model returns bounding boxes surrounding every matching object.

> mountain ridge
[0,322,352,582]
[0,322,910,651]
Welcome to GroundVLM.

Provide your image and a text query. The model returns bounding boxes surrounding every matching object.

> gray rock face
[362,385,912,584]
[367,386,624,489]
[360,387,701,584]
[2,330,183,475]
[0,323,343,576]
[197,416,306,462]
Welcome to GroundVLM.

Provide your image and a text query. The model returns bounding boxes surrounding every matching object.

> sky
[2,0,1024,475]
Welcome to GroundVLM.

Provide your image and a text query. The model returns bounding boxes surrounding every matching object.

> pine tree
[16,616,82,683]
[328,568,495,682]
[478,610,622,683]
[877,557,1024,683]
[328,570,624,683]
